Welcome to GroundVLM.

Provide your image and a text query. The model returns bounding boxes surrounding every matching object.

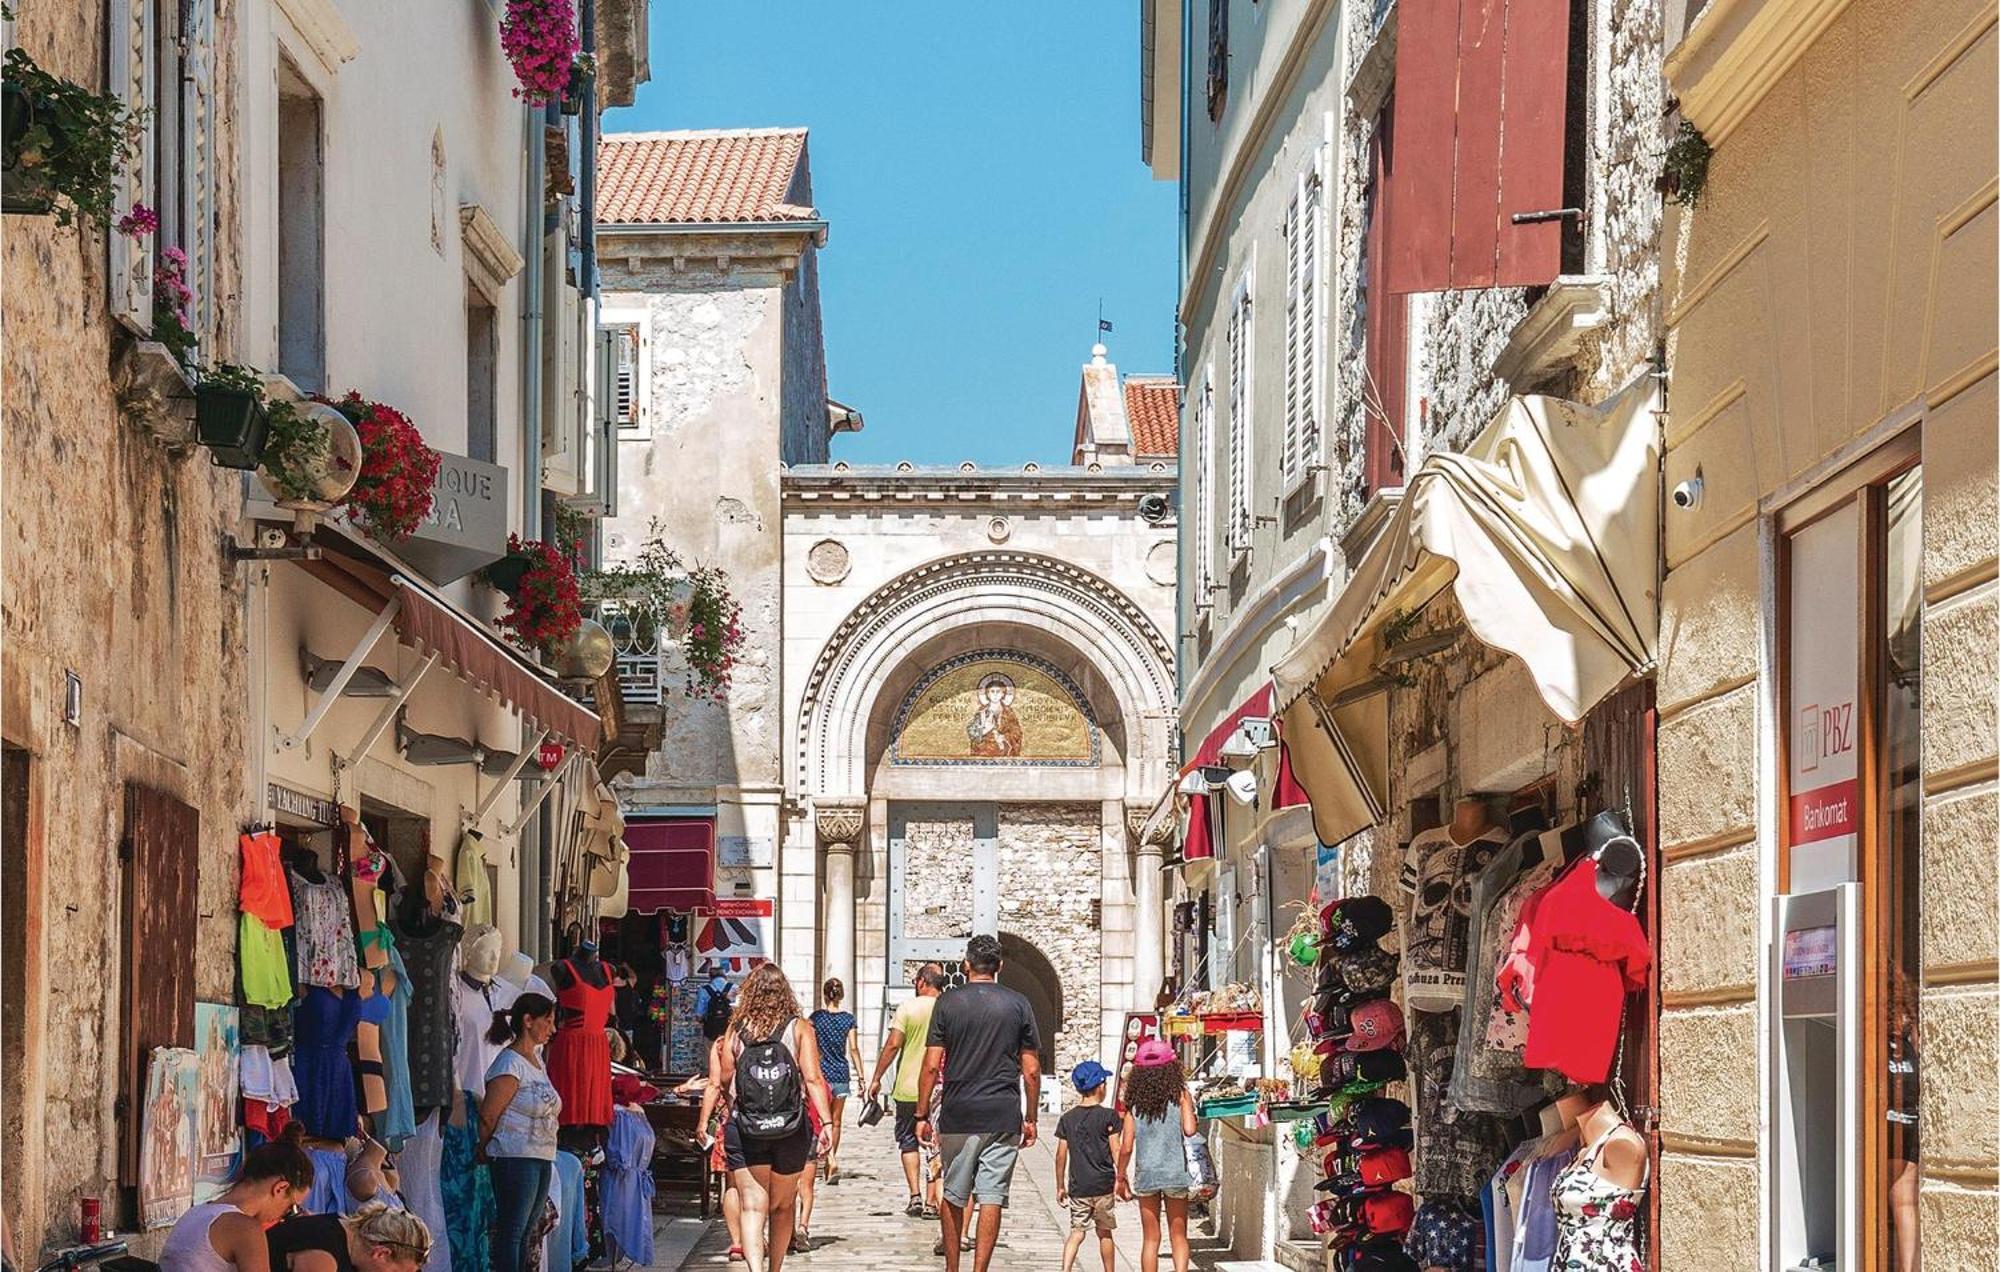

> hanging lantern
[1288,931,1320,966]
[552,618,616,680]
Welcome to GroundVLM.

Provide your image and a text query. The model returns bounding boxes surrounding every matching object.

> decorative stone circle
[986,516,1011,544]
[1145,539,1177,587]
[806,538,852,585]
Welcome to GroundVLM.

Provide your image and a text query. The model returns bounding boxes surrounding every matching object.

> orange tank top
[240,831,295,928]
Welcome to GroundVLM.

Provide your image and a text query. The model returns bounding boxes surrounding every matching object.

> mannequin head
[1450,796,1494,839]
[499,950,536,990]
[462,924,503,982]
[572,936,600,963]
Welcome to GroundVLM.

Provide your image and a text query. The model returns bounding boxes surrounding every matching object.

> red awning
[1180,682,1276,774]
[301,548,601,750]
[624,818,716,914]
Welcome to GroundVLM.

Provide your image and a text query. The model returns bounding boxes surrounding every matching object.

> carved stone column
[816,805,865,996]
[1126,803,1172,1008]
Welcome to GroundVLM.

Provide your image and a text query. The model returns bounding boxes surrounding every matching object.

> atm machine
[1770,884,1861,1271]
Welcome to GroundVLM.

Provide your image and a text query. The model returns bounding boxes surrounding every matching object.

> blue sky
[605,3,1180,466]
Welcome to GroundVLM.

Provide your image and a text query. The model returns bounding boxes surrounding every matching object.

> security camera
[1671,472,1704,511]
[1137,492,1172,524]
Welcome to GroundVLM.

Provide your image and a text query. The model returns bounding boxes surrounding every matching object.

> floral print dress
[1551,1123,1648,1271]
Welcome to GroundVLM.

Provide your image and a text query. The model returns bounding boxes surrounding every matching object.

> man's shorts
[1067,1194,1116,1233]
[894,1101,921,1154]
[938,1130,1022,1208]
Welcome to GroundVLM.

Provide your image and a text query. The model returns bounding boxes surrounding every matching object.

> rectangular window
[1206,0,1229,122]
[1362,106,1407,495]
[1194,372,1215,606]
[1282,143,1327,492]
[1778,438,1923,1270]
[465,292,497,464]
[1225,271,1252,558]
[613,325,641,430]
[277,59,326,392]
[118,783,198,1225]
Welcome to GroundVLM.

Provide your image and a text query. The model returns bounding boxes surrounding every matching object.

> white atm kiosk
[1770,884,1862,1271]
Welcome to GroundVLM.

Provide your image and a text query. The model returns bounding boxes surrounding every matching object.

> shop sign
[1786,504,1860,890]
[538,740,566,770]
[395,453,510,584]
[698,897,772,970]
[268,783,338,826]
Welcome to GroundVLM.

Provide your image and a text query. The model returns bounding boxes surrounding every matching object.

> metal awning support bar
[500,750,576,837]
[276,597,401,751]
[471,728,547,829]
[340,651,439,768]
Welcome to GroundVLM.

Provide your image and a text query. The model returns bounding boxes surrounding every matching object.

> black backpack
[700,986,735,1041]
[733,1016,805,1140]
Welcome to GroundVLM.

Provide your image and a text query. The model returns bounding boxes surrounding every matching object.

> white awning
[1273,376,1660,845]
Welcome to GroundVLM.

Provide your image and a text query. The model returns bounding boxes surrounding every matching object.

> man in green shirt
[866,964,946,1216]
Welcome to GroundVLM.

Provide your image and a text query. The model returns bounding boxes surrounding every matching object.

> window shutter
[1195,377,1213,597]
[1206,0,1229,122]
[106,0,156,333]
[1281,189,1302,487]
[1386,0,1572,294]
[182,0,218,351]
[1364,110,1408,495]
[1226,291,1249,554]
[119,783,197,1187]
[1299,147,1323,477]
[614,327,638,427]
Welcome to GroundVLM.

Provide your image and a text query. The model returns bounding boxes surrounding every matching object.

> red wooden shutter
[1386,0,1572,294]
[120,783,199,1190]
[1364,108,1408,495]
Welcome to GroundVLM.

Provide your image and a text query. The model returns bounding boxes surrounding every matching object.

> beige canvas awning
[1272,377,1660,845]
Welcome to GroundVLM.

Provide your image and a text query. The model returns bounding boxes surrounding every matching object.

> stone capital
[1125,801,1174,851]
[815,804,865,845]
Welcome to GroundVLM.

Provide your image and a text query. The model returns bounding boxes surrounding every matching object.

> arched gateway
[780,460,1179,1083]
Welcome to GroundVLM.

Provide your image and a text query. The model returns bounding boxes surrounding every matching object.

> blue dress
[294,986,361,1139]
[810,1009,856,1087]
[602,1108,656,1265]
[378,946,418,1150]
[553,1150,588,1270]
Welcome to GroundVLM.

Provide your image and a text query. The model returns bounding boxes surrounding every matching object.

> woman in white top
[477,992,562,1272]
[160,1125,314,1272]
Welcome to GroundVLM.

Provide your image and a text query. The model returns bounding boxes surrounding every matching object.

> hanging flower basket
[1,48,144,225]
[680,564,743,702]
[484,549,536,598]
[487,535,583,655]
[559,54,594,116]
[325,392,441,542]
[193,364,271,470]
[499,0,581,105]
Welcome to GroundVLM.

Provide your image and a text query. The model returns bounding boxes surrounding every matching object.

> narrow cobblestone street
[662,1120,1231,1272]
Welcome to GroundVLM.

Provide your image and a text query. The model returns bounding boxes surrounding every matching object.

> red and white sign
[697,898,773,972]
[537,740,565,771]
[1787,505,1860,889]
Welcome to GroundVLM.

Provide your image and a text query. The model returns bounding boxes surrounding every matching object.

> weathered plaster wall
[1658,0,1998,1261]
[1,0,248,1252]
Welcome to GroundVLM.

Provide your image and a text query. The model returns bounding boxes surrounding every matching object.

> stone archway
[997,931,1066,1070]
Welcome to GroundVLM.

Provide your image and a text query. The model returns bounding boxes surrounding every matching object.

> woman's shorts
[733,1121,813,1175]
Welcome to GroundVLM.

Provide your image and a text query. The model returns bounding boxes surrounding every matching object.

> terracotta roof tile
[597,128,813,225]
[1124,379,1181,456]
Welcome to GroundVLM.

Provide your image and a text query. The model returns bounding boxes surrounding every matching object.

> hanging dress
[546,959,616,1128]
[378,944,418,1150]
[1506,860,1651,1085]
[293,985,362,1140]
[1550,1124,1648,1271]
[290,868,361,990]
[391,904,464,1114]
[602,1107,657,1265]
[240,831,295,927]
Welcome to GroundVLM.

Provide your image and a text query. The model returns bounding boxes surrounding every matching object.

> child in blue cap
[1055,1060,1123,1272]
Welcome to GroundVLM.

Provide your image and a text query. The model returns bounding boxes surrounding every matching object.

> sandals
[727,1247,745,1263]
[791,1230,811,1254]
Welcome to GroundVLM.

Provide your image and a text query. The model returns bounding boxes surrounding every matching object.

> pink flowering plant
[680,563,742,701]
[116,200,157,237]
[498,0,580,104]
[152,245,197,367]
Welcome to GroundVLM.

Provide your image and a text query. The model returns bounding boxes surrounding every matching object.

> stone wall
[996,803,1103,1086]
[779,245,830,466]
[1,1,249,1254]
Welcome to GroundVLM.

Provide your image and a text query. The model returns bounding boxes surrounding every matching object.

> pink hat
[1133,1038,1178,1068]
[1343,998,1406,1053]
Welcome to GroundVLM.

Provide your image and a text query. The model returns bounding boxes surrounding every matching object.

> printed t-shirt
[1399,825,1511,1012]
[1055,1104,1123,1196]
[890,995,936,1103]
[925,981,1039,1135]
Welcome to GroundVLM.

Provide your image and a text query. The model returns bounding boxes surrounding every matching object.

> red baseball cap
[1359,1191,1414,1234]
[1344,998,1406,1053]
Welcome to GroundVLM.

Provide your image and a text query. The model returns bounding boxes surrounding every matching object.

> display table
[641,1083,714,1217]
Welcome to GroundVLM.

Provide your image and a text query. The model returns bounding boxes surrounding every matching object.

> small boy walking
[1055,1060,1124,1272]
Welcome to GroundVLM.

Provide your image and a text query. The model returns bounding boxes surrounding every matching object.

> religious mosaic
[890,651,1099,766]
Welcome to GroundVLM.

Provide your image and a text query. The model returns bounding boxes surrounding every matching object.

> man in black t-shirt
[916,934,1042,1272]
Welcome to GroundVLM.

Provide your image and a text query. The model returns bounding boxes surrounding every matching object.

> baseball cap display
[1344,998,1406,1052]
[1070,1060,1110,1093]
[1132,1038,1177,1068]
[1326,895,1394,950]
[1334,1236,1421,1271]
[1340,1191,1415,1235]
[1317,1049,1407,1094]
[1320,947,1398,1004]
[1337,1096,1412,1148]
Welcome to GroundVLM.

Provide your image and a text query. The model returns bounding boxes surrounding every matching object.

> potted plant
[559,53,594,116]
[324,392,441,542]
[152,246,198,368]
[194,363,271,469]
[679,563,743,701]
[499,0,580,105]
[2,47,144,223]
[489,534,583,657]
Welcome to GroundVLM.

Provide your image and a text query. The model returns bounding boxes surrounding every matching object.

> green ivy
[1661,121,1712,209]
[3,47,145,226]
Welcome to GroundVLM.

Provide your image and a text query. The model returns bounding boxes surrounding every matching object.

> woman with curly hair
[710,962,832,1271]
[1116,1040,1198,1272]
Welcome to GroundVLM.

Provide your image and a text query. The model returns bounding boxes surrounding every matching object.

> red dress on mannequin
[548,958,616,1127]
[1503,858,1650,1085]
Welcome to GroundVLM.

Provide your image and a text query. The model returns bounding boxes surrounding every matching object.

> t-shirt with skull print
[1398,825,1511,1014]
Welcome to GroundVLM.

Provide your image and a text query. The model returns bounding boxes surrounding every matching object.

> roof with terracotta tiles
[597,128,814,225]
[1124,378,1181,456]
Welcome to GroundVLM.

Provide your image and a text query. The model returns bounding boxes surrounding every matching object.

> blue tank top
[1130,1110,1189,1194]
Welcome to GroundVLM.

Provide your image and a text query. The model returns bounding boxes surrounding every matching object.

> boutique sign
[396,453,510,583]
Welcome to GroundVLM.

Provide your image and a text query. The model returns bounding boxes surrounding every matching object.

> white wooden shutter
[1226,281,1251,556]
[1195,375,1213,599]
[107,0,156,333]
[1282,188,1302,486]
[183,0,218,352]
[1298,147,1325,483]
